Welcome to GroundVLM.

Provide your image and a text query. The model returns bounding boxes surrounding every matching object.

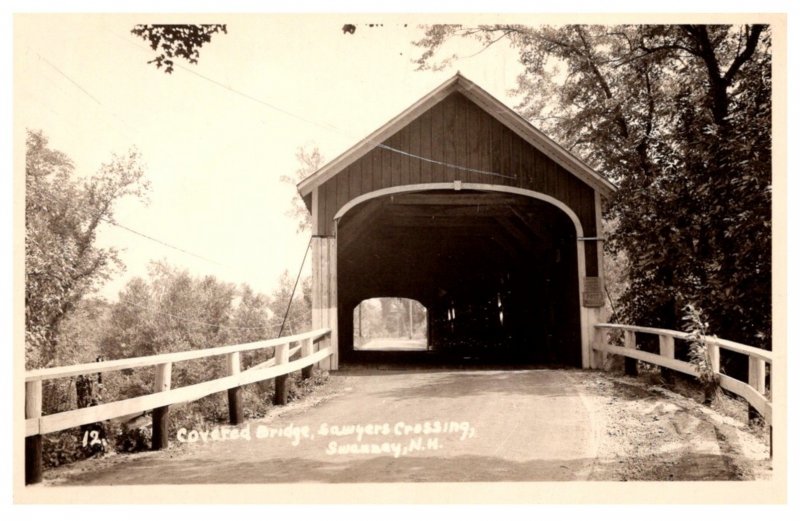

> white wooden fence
[592,323,772,424]
[24,328,331,484]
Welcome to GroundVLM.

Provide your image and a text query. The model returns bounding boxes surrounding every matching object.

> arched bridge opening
[337,189,581,366]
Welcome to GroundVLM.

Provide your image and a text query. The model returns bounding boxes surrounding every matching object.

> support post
[658,334,676,382]
[25,380,43,485]
[313,235,338,371]
[301,338,314,380]
[624,330,638,376]
[591,326,606,369]
[748,357,767,424]
[707,342,720,373]
[274,343,290,405]
[226,352,243,425]
[152,362,172,450]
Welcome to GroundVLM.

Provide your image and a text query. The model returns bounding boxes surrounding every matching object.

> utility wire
[101,218,226,267]
[277,236,313,338]
[107,28,518,181]
[33,189,228,267]
[32,50,138,140]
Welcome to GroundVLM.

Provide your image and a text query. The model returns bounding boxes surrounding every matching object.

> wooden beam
[25,328,331,382]
[624,330,638,376]
[152,362,172,450]
[390,193,524,206]
[273,343,290,406]
[25,380,43,485]
[31,347,332,436]
[301,338,314,380]
[226,352,243,425]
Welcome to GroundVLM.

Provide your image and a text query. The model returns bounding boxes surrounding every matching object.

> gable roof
[297,72,616,199]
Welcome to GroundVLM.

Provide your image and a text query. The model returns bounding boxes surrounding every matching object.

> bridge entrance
[295,73,615,370]
[338,190,580,366]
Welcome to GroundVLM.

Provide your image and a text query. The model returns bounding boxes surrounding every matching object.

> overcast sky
[15,13,526,301]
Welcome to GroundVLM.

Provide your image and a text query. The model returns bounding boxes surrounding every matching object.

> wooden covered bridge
[22,74,773,486]
[300,73,615,369]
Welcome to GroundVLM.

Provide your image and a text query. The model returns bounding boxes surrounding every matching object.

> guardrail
[592,323,772,426]
[24,328,331,485]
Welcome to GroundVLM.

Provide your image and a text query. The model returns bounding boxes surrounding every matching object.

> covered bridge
[297,73,615,370]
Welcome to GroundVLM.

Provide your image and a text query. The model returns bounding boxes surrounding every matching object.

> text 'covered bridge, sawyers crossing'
[298,73,616,369]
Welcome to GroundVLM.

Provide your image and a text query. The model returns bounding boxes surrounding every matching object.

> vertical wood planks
[226,352,243,425]
[152,362,172,450]
[25,380,43,485]
[409,119,421,185]
[419,109,432,184]
[624,330,638,376]
[273,343,290,405]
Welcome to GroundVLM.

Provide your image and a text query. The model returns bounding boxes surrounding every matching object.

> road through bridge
[41,366,770,486]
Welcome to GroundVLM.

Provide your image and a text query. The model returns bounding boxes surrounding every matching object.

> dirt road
[46,368,770,485]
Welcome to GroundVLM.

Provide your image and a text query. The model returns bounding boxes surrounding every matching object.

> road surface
[47,368,768,485]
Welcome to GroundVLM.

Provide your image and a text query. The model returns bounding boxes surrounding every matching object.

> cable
[101,218,226,267]
[32,189,228,268]
[277,236,313,338]
[106,28,518,182]
[32,50,138,140]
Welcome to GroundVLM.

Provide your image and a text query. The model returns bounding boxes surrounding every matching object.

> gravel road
[45,367,770,485]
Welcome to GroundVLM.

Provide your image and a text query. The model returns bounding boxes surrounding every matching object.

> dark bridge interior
[336,190,581,367]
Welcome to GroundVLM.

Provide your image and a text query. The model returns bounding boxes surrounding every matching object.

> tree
[413,25,772,350]
[131,24,227,74]
[25,130,149,368]
[267,270,312,337]
[281,145,325,233]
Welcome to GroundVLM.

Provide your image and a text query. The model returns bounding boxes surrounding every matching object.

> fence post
[707,341,720,374]
[25,380,43,485]
[152,362,172,450]
[591,327,606,369]
[227,352,244,425]
[748,357,767,424]
[301,337,314,380]
[658,334,676,382]
[274,343,290,406]
[624,330,638,376]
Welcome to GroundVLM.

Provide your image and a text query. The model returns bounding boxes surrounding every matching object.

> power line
[32,49,138,140]
[107,28,517,181]
[101,218,227,267]
[33,189,228,267]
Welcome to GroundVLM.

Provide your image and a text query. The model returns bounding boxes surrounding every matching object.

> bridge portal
[296,73,615,369]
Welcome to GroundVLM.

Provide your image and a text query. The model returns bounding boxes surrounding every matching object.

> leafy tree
[413,25,771,351]
[281,145,325,233]
[25,130,149,368]
[267,270,312,337]
[131,24,227,74]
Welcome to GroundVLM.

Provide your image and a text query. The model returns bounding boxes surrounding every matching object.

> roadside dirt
[574,371,772,481]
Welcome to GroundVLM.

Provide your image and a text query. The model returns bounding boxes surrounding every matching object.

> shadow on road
[59,450,739,485]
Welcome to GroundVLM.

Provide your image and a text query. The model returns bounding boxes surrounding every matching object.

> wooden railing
[24,328,331,485]
[592,323,772,426]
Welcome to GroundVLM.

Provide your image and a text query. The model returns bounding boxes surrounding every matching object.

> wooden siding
[317,92,598,273]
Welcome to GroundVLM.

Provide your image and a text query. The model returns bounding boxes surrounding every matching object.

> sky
[14,13,525,301]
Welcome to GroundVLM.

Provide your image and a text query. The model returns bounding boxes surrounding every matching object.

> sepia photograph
[9,4,790,506]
